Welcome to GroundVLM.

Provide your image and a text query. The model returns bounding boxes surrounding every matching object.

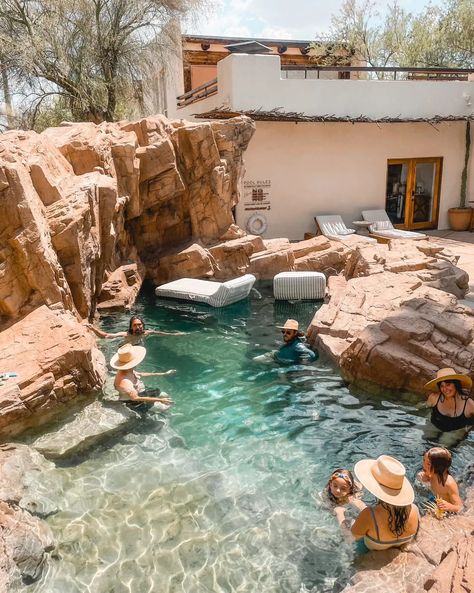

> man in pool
[86,315,185,345]
[274,319,317,364]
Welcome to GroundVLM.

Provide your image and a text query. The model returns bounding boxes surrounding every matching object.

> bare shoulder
[351,507,370,537]
[445,475,459,492]
[464,397,474,417]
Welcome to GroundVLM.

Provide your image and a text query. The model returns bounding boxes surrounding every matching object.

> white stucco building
[169,50,474,240]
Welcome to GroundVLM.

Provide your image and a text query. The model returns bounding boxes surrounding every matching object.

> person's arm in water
[436,477,463,513]
[293,340,317,362]
[136,370,177,377]
[84,323,126,339]
[348,496,367,512]
[145,329,187,336]
[118,378,173,405]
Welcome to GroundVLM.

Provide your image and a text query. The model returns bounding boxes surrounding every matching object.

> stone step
[32,400,140,460]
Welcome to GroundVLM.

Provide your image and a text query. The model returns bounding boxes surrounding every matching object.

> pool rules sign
[243,179,271,211]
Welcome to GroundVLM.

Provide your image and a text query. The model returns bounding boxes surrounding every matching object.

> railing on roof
[281,65,474,80]
[177,78,218,108]
[177,66,474,108]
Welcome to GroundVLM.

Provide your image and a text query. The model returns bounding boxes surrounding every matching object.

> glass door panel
[410,162,436,225]
[386,158,441,230]
[385,162,408,225]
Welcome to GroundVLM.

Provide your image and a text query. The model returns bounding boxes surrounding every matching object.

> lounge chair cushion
[368,226,426,240]
[372,220,393,231]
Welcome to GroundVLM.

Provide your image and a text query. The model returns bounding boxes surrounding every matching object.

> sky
[185,0,439,40]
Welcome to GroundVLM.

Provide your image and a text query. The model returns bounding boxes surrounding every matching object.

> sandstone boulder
[150,243,215,285]
[1,116,255,324]
[0,306,106,437]
[345,240,468,298]
[209,235,265,280]
[97,262,145,312]
[0,501,54,589]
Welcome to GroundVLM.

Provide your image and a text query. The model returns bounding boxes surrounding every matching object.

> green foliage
[320,0,474,70]
[460,121,471,209]
[0,0,204,124]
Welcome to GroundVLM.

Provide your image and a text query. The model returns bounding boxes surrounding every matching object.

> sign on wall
[243,179,271,211]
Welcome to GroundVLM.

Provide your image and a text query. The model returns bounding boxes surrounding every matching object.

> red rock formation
[307,240,472,394]
[0,306,106,437]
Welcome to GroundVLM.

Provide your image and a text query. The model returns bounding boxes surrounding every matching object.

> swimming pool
[20,283,473,593]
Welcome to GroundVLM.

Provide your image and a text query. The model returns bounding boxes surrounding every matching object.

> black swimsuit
[431,394,472,432]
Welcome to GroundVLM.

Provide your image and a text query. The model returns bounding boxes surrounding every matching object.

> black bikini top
[431,394,471,432]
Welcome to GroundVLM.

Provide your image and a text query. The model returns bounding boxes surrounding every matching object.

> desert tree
[0,0,205,126]
[403,0,474,68]
[311,0,411,77]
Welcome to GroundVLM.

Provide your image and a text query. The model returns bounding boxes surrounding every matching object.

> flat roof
[182,34,315,47]
[192,108,474,124]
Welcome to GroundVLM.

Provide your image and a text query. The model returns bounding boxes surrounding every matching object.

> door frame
[386,157,442,230]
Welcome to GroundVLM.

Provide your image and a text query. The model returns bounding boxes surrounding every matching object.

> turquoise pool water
[22,284,473,593]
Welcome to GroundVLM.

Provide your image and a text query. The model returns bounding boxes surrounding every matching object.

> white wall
[175,54,474,121]
[236,121,473,239]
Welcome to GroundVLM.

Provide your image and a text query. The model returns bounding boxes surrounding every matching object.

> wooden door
[386,158,442,229]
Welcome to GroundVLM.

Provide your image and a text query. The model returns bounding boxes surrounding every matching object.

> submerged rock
[0,444,57,589]
[32,400,140,459]
[0,443,59,517]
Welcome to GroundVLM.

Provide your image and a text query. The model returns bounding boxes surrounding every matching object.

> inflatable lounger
[155,274,256,308]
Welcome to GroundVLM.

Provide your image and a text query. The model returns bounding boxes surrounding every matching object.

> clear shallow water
[20,284,473,593]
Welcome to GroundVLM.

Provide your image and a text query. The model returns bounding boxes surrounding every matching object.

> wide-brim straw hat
[110,344,146,370]
[423,367,472,391]
[277,319,300,332]
[354,455,414,506]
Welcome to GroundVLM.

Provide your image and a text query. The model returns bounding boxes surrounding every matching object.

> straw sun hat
[110,344,146,370]
[354,455,414,506]
[423,367,472,392]
[277,319,301,331]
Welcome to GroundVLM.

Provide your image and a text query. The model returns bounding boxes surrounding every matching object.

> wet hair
[326,468,359,503]
[425,447,452,487]
[128,315,146,334]
[380,501,410,537]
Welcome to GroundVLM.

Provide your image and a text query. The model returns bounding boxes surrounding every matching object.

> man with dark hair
[274,319,317,364]
[86,315,185,345]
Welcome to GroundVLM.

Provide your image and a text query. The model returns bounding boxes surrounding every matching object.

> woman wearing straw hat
[110,344,175,408]
[274,319,317,364]
[424,368,474,432]
[350,455,419,552]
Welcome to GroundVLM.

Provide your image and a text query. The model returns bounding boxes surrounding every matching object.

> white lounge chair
[315,215,376,243]
[155,274,256,308]
[361,209,427,241]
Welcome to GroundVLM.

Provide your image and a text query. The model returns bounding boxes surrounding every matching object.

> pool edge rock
[340,489,474,593]
[307,239,474,395]
[0,443,57,590]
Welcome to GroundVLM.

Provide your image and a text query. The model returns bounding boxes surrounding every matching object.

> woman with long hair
[350,455,419,551]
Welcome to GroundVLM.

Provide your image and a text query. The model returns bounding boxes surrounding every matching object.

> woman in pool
[424,368,474,432]
[350,455,419,551]
[111,344,175,408]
